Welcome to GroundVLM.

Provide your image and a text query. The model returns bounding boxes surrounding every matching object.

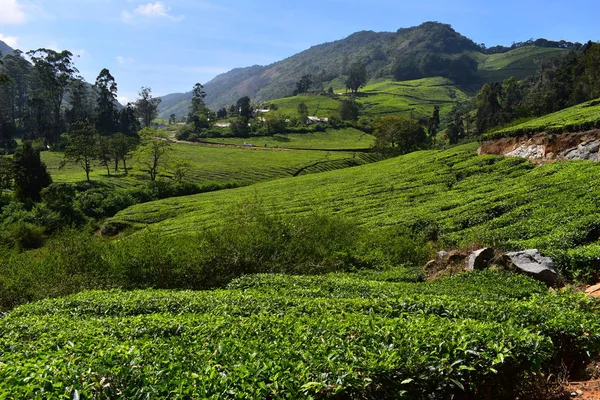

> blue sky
[1,0,599,103]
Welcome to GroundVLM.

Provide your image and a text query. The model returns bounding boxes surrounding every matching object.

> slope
[0,40,14,56]
[107,143,600,280]
[158,22,569,118]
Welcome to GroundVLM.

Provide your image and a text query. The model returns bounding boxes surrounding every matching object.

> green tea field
[265,77,469,121]
[1,270,598,399]
[486,98,600,139]
[107,142,600,281]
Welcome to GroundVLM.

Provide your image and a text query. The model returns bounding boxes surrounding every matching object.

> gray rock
[499,249,561,287]
[468,248,495,271]
[506,144,545,159]
[436,251,449,261]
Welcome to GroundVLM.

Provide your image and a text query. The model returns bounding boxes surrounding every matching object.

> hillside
[158,22,568,118]
[107,143,600,281]
[486,98,600,139]
[0,40,14,56]
[264,77,468,121]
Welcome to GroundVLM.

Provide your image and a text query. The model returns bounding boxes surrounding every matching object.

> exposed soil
[478,129,600,161]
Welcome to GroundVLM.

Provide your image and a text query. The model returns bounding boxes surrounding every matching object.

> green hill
[158,22,568,119]
[107,143,600,280]
[486,98,600,139]
[265,77,468,121]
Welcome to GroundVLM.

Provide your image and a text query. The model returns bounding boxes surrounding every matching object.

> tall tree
[62,122,99,182]
[187,83,207,122]
[27,49,79,144]
[427,106,440,138]
[345,62,367,94]
[13,141,52,203]
[475,83,505,134]
[119,102,141,137]
[135,87,161,128]
[236,96,252,119]
[94,68,119,136]
[66,80,92,126]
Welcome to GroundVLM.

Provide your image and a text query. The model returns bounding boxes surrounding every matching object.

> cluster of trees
[446,41,600,139]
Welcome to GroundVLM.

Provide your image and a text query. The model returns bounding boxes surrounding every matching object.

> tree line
[444,41,600,142]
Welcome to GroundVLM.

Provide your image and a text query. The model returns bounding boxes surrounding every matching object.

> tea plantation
[108,142,600,281]
[486,98,600,139]
[1,270,598,399]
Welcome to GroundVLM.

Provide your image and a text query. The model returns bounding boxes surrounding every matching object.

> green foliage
[135,87,161,128]
[487,98,600,139]
[373,115,428,154]
[1,271,598,398]
[13,141,52,203]
[108,143,600,282]
[345,61,367,93]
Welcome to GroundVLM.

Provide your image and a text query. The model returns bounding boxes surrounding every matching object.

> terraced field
[206,128,374,150]
[477,46,566,82]
[107,142,600,280]
[486,98,600,139]
[2,270,598,399]
[42,140,370,188]
[265,77,469,121]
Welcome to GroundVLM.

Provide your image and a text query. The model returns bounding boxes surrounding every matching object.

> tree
[446,104,465,145]
[66,80,92,126]
[169,113,177,125]
[427,105,440,138]
[94,68,119,136]
[119,102,141,137]
[373,116,427,154]
[27,49,79,144]
[188,83,207,123]
[136,127,172,181]
[297,102,308,124]
[0,157,13,195]
[110,133,137,174]
[13,141,52,203]
[339,99,359,121]
[236,96,252,119]
[345,62,367,94]
[62,122,99,182]
[216,107,228,119]
[295,74,313,95]
[135,87,161,128]
[475,82,505,134]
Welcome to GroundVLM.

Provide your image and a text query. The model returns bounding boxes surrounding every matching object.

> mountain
[0,40,14,56]
[158,22,568,119]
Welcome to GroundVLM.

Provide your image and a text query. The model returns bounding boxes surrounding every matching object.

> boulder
[468,248,495,271]
[499,249,561,287]
[447,250,467,264]
[436,251,449,261]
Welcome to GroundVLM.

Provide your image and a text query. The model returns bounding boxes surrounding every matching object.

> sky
[1,0,599,104]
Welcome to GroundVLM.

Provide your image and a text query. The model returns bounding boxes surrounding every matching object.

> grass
[266,77,469,121]
[41,140,371,188]
[107,142,600,281]
[477,46,567,82]
[486,98,600,139]
[204,128,374,150]
[1,270,598,398]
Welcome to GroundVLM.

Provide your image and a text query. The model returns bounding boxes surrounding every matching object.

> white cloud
[116,56,134,65]
[0,0,26,24]
[0,33,19,48]
[117,95,130,105]
[123,2,183,22]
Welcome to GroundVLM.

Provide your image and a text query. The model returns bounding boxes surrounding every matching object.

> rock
[585,283,600,297]
[447,250,466,264]
[424,260,437,270]
[499,249,561,287]
[506,144,545,159]
[436,251,449,261]
[468,248,495,271]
